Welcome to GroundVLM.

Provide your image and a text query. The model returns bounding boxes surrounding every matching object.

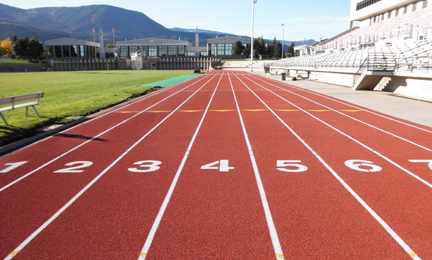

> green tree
[26,36,44,61]
[265,40,272,56]
[256,37,265,56]
[12,35,18,43]
[12,38,29,59]
[287,42,295,58]
[232,41,245,56]
[106,44,116,48]
[273,41,282,58]
[244,43,251,57]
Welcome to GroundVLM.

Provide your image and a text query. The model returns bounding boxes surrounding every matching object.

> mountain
[0,3,315,47]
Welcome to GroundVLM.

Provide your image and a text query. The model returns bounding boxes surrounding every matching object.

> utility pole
[282,23,285,59]
[251,0,257,72]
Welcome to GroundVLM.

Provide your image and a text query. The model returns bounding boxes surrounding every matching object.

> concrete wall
[0,63,48,72]
[308,71,354,87]
[385,75,432,98]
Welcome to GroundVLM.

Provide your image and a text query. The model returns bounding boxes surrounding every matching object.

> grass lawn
[0,70,195,147]
[0,59,32,64]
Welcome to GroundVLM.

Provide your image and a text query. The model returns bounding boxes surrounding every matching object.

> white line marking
[235,74,420,260]
[0,76,211,193]
[138,73,224,259]
[244,76,432,190]
[251,75,432,134]
[2,74,217,260]
[0,74,207,159]
[228,74,285,260]
[249,76,432,153]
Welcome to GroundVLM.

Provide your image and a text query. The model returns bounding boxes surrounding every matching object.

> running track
[1,71,432,259]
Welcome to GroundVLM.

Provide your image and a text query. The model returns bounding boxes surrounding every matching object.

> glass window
[211,45,216,56]
[120,46,128,57]
[129,46,137,57]
[413,2,417,11]
[187,52,196,57]
[71,45,78,57]
[158,46,167,57]
[217,44,224,56]
[225,44,232,55]
[149,46,157,57]
[424,0,428,8]
[388,11,391,19]
[201,52,208,57]
[80,46,85,57]
[168,46,177,56]
[404,6,408,14]
[178,46,185,56]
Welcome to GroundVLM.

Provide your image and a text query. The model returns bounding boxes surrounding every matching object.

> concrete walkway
[255,73,432,129]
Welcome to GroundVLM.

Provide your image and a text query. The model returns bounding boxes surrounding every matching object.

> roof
[116,38,192,46]
[207,36,250,44]
[44,38,100,47]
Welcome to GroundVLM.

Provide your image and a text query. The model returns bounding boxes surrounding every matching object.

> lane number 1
[0,161,28,173]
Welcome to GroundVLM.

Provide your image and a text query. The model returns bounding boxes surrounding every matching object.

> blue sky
[1,0,352,42]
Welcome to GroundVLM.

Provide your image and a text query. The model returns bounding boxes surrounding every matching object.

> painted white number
[276,160,308,173]
[128,161,162,173]
[0,161,28,173]
[345,160,382,172]
[201,160,234,172]
[409,160,432,170]
[54,161,93,173]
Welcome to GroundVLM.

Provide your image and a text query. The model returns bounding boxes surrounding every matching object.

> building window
[424,0,428,8]
[217,44,224,56]
[80,46,85,57]
[201,52,208,57]
[211,45,216,56]
[158,46,166,57]
[129,46,138,57]
[388,11,391,19]
[149,46,157,57]
[381,13,384,21]
[413,2,417,11]
[396,8,399,16]
[120,46,128,57]
[404,6,408,14]
[187,52,195,57]
[168,46,177,56]
[225,44,233,55]
[178,46,185,56]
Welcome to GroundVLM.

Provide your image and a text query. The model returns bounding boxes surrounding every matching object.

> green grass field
[0,70,195,147]
[0,59,32,64]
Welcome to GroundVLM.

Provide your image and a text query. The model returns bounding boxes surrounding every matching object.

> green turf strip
[140,74,203,87]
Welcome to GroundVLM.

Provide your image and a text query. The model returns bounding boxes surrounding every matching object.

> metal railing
[353,52,396,87]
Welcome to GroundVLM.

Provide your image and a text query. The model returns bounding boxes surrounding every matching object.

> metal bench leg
[0,112,9,126]
[32,105,40,117]
[26,107,29,117]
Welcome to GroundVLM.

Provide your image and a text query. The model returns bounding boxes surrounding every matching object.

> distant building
[207,36,250,59]
[44,38,116,60]
[116,38,200,58]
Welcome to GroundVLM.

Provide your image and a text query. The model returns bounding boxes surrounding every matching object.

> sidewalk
[256,73,432,129]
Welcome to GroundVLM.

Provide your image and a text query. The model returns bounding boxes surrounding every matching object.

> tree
[0,38,13,57]
[106,44,116,48]
[256,37,266,56]
[12,38,29,59]
[244,43,251,57]
[265,40,272,56]
[273,41,282,58]
[232,41,245,56]
[287,42,295,58]
[12,36,45,60]
[12,35,17,43]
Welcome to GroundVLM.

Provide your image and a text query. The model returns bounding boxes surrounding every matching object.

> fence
[50,59,118,71]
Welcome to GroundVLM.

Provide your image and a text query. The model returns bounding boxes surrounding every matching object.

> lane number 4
[201,160,234,172]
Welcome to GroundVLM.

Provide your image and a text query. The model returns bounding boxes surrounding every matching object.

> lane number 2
[201,160,234,172]
[54,161,93,173]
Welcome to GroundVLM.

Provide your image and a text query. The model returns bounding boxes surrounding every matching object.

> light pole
[281,23,285,59]
[251,0,257,72]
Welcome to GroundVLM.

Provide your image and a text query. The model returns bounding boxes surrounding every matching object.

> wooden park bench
[0,92,44,126]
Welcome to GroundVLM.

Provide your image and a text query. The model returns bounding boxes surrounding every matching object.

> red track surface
[1,71,432,259]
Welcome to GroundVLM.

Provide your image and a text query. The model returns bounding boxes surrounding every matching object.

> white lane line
[2,73,217,260]
[0,75,212,193]
[137,73,223,260]
[250,75,432,134]
[228,74,285,260]
[248,76,432,153]
[244,76,432,190]
[0,74,207,159]
[235,74,421,260]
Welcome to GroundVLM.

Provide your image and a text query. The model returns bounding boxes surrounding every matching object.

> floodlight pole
[251,0,257,72]
[282,23,285,59]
